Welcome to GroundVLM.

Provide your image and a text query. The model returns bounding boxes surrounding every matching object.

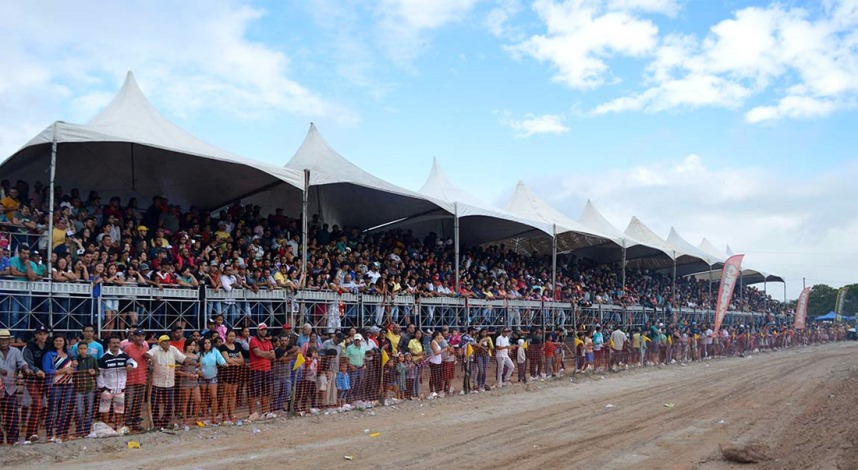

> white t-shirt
[495,335,511,358]
[610,330,627,351]
[145,345,187,388]
[704,329,714,345]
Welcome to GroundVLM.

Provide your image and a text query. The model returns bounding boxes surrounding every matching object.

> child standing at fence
[336,361,350,406]
[395,353,407,400]
[583,334,594,372]
[516,339,527,383]
[404,353,418,399]
[74,342,99,437]
[383,355,398,399]
[295,347,318,413]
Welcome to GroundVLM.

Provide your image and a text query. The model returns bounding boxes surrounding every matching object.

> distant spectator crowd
[1,178,785,336]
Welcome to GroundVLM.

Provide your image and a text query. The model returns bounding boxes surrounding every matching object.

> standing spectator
[344,334,366,403]
[21,325,48,441]
[218,330,244,424]
[145,335,188,430]
[1,329,31,444]
[8,247,39,333]
[610,326,628,372]
[74,342,99,437]
[42,334,75,442]
[122,329,149,431]
[97,335,137,430]
[70,324,104,360]
[272,333,297,413]
[197,337,226,424]
[495,327,515,388]
[176,342,201,429]
[427,331,444,397]
[516,339,527,383]
[248,323,275,418]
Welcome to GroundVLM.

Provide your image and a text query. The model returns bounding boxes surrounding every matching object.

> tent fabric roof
[578,200,675,263]
[698,238,728,263]
[1,71,303,209]
[667,228,723,267]
[503,182,612,252]
[283,124,445,228]
[623,217,680,260]
[416,158,552,239]
[623,217,713,274]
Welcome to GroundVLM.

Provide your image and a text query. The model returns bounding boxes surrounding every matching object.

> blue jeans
[75,391,95,436]
[347,367,365,402]
[475,354,489,388]
[10,293,31,332]
[272,375,292,412]
[46,383,73,438]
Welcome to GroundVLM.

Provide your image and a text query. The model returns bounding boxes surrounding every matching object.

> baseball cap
[33,325,49,334]
[354,334,364,341]
[258,323,268,329]
[158,335,170,343]
[139,263,150,271]
[133,328,146,336]
[138,226,149,232]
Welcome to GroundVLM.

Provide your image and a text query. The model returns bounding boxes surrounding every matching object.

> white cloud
[745,95,840,124]
[0,1,352,158]
[506,0,672,89]
[486,0,524,38]
[591,1,858,122]
[539,154,858,298]
[499,112,570,137]
[376,0,479,64]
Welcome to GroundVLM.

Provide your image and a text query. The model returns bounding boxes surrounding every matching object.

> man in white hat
[0,328,31,444]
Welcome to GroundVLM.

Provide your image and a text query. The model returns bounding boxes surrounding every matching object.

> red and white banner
[794,287,811,330]
[713,254,744,334]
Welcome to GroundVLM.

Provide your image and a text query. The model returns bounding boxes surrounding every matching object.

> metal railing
[0,280,782,336]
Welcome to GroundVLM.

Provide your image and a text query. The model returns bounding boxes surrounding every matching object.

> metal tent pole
[551,224,557,300]
[47,123,58,329]
[301,169,309,287]
[621,244,626,291]
[454,203,460,294]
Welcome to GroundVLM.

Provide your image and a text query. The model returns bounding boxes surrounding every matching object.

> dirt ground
[3,341,856,470]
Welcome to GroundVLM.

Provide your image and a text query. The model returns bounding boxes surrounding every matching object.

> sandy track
[4,342,856,470]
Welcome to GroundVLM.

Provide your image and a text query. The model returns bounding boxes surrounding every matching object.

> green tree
[807,284,837,318]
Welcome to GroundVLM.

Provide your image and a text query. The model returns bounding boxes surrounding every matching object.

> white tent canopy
[667,228,723,267]
[504,182,612,254]
[410,158,553,242]
[281,124,445,228]
[623,217,711,274]
[698,238,727,262]
[688,240,784,284]
[579,200,672,262]
[1,71,304,210]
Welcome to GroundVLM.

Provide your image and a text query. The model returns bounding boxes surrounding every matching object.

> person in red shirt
[121,329,151,431]
[169,325,185,352]
[249,323,275,418]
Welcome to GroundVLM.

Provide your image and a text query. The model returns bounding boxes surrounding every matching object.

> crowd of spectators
[1,178,785,333]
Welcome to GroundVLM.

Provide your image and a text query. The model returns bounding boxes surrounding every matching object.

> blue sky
[2,0,857,301]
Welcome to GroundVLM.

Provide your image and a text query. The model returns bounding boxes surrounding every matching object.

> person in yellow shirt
[1,188,21,219]
[386,324,402,355]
